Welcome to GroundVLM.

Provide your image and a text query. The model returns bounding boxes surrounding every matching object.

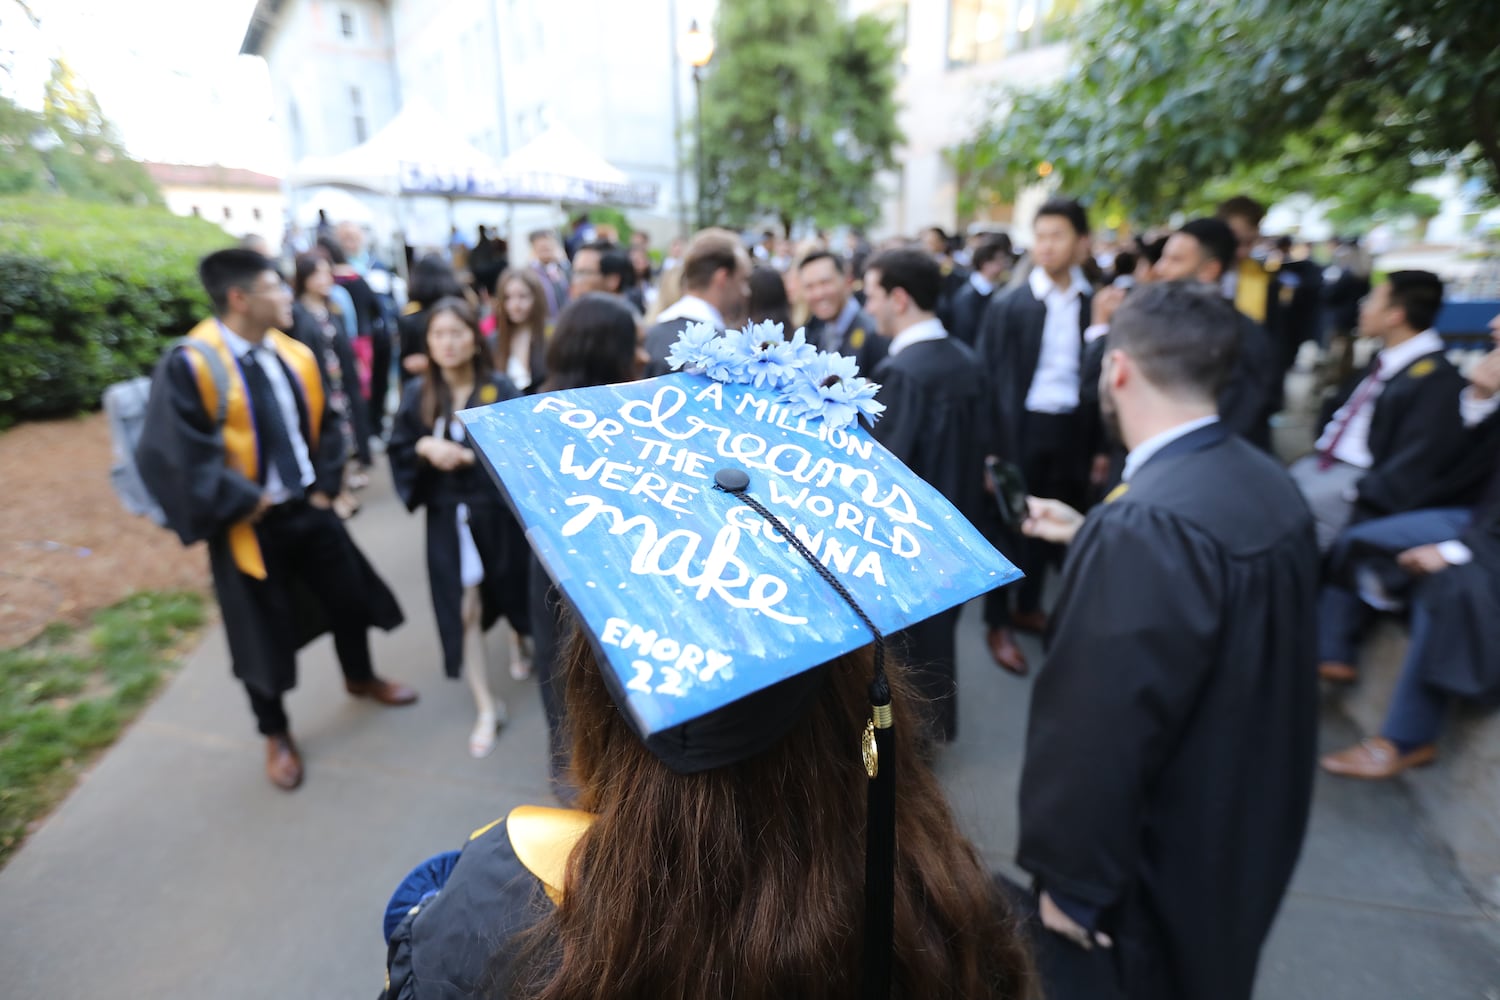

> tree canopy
[697,0,902,234]
[0,58,159,206]
[955,0,1500,227]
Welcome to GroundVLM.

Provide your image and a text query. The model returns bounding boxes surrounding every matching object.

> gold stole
[1234,259,1270,323]
[181,318,325,579]
[493,805,596,906]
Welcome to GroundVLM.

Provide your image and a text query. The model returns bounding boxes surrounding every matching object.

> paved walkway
[0,470,1496,998]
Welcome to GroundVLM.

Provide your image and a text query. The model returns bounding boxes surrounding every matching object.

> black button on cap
[715,468,750,492]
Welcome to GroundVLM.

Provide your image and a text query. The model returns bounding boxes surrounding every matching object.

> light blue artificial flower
[735,321,817,390]
[665,321,723,372]
[779,350,885,430]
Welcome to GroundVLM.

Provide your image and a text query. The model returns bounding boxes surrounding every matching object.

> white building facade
[852,0,1073,240]
[146,162,286,247]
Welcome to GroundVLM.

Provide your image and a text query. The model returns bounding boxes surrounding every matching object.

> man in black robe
[135,249,410,791]
[798,249,888,375]
[946,234,1013,347]
[1017,281,1319,1000]
[865,248,989,744]
[1151,218,1276,448]
[642,229,751,377]
[1289,271,1468,553]
[974,197,1095,671]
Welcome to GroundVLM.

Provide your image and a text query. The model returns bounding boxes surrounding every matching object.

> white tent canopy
[496,125,631,186]
[486,125,658,208]
[285,98,498,196]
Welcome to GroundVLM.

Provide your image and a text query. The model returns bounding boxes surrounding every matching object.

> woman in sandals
[388,297,531,757]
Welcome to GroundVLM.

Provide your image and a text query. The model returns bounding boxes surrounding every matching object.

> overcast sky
[7,0,284,173]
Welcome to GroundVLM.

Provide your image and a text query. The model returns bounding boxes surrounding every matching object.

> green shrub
[0,197,233,424]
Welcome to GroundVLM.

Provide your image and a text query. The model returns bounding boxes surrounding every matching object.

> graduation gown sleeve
[135,350,264,546]
[1018,502,1223,909]
[387,379,434,513]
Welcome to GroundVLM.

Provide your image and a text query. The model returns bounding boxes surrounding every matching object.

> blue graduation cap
[462,321,1021,998]
[459,328,1020,764]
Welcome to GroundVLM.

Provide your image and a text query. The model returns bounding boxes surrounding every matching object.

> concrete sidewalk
[0,469,1496,998]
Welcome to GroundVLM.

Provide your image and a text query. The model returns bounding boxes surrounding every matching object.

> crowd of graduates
[138,188,1499,999]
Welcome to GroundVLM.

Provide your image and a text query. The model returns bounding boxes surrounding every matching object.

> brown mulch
[0,413,210,649]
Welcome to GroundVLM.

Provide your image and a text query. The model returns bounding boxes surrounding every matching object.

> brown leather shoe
[345,677,419,706]
[1010,610,1049,635]
[987,626,1029,676]
[1318,660,1358,683]
[1320,737,1436,780]
[265,733,303,791]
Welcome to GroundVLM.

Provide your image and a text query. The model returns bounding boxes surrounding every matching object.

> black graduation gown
[382,819,551,1000]
[135,341,403,697]
[388,375,530,678]
[804,305,889,377]
[946,280,993,347]
[1415,450,1500,704]
[1320,351,1468,518]
[1019,424,1319,1000]
[974,281,1097,467]
[872,335,990,740]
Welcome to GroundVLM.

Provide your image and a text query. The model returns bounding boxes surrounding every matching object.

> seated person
[378,334,1035,999]
[1318,453,1500,778]
[1318,313,1500,683]
[1288,270,1467,551]
[1319,319,1500,777]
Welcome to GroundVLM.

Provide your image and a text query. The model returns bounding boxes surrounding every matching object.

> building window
[949,0,1072,64]
[253,207,263,221]
[190,205,200,217]
[223,206,233,221]
[340,9,355,39]
[350,85,367,144]
[948,0,1010,66]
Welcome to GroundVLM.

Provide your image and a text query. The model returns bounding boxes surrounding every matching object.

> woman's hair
[499,632,1038,1000]
[747,265,792,330]
[292,252,328,300]
[494,267,550,369]
[541,294,639,391]
[419,295,493,429]
[409,253,468,309]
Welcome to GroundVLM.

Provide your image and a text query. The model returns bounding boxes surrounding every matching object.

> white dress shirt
[887,317,949,358]
[969,271,996,296]
[653,293,724,330]
[219,323,316,503]
[1024,266,1087,414]
[1122,416,1220,482]
[1314,329,1445,469]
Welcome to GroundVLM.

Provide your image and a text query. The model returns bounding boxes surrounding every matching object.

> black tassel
[715,475,895,999]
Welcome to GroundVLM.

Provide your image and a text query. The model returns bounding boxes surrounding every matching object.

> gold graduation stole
[499,805,596,905]
[1234,259,1270,323]
[181,318,325,580]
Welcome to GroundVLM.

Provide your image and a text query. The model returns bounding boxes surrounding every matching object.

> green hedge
[0,197,233,424]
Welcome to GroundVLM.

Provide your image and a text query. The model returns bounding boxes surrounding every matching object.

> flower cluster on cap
[666,320,885,431]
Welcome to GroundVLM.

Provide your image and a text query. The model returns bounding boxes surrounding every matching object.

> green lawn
[0,590,206,867]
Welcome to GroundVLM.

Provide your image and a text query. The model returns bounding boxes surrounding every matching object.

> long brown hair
[419,296,493,430]
[494,267,549,371]
[500,631,1038,1000]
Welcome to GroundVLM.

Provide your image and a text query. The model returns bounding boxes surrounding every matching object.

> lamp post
[678,19,715,231]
